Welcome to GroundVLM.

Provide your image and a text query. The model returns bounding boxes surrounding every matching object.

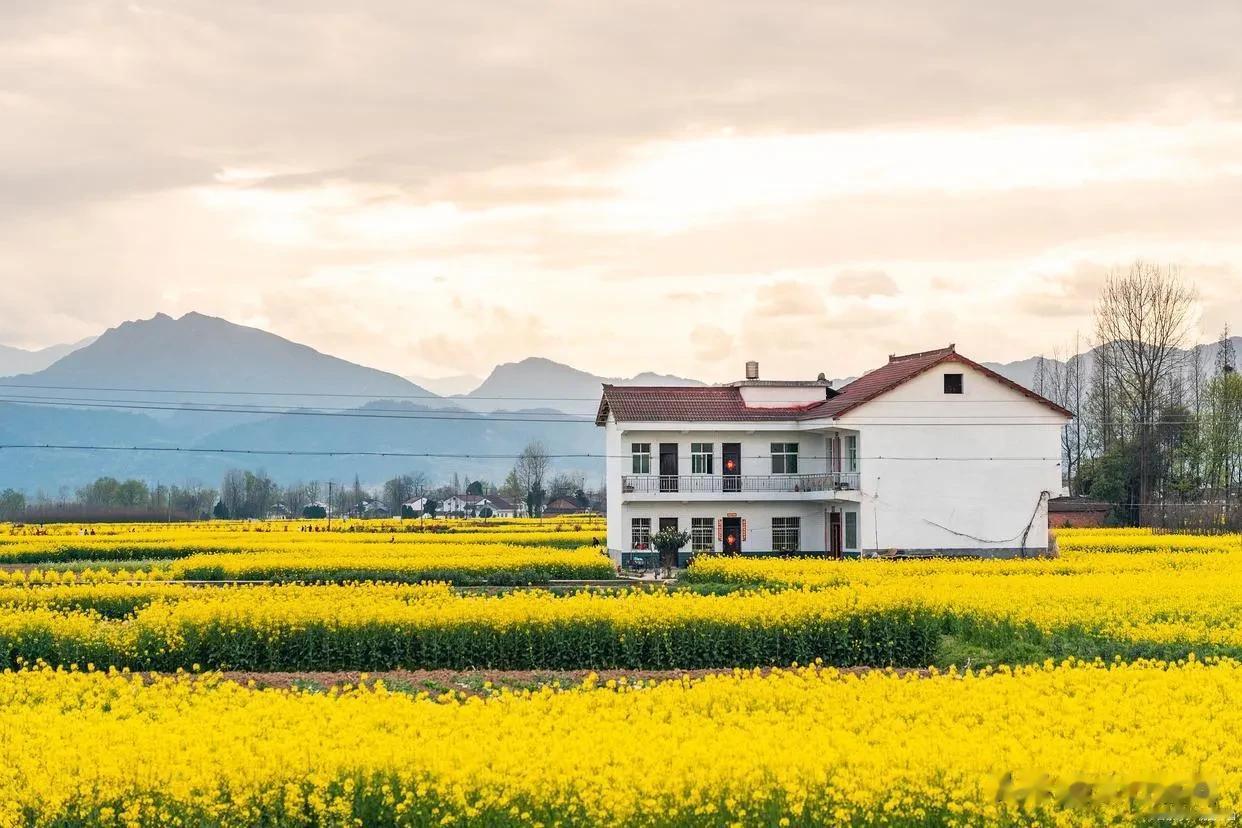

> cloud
[1018,264,1111,318]
[690,325,734,364]
[3,0,1242,379]
[754,280,828,318]
[832,270,898,298]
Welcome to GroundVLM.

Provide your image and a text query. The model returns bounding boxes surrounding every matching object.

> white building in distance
[595,345,1071,567]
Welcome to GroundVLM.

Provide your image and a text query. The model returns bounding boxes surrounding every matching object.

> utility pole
[327,481,333,530]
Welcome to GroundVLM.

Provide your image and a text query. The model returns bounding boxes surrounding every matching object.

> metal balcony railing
[621,472,860,494]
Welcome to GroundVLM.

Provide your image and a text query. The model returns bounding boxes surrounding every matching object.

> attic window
[943,373,963,394]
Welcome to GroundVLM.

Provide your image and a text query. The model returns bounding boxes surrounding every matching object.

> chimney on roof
[745,361,759,380]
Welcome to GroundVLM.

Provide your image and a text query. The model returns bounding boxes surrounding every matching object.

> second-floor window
[771,442,799,474]
[691,442,713,474]
[632,443,651,474]
[845,435,859,473]
[631,517,651,549]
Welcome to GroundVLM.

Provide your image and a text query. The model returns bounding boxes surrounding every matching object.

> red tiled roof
[812,347,1072,419]
[595,345,1072,424]
[595,385,822,424]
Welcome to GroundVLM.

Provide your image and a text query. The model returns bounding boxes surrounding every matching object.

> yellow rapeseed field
[0,518,612,586]
[0,527,1239,669]
[0,524,1237,822]
[0,659,1236,826]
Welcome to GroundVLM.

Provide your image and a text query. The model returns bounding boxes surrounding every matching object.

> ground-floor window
[690,517,714,552]
[631,517,651,549]
[772,516,800,552]
[845,512,858,549]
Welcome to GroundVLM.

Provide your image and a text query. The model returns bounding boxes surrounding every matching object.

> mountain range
[1,312,1237,494]
[0,337,96,377]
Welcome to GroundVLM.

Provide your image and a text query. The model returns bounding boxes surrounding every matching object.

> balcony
[621,472,859,499]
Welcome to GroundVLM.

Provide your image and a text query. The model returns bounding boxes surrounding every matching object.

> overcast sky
[3,0,1240,381]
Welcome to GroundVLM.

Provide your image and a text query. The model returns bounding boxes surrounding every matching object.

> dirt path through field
[207,666,931,695]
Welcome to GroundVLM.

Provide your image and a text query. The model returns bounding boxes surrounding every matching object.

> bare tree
[221,469,246,519]
[1034,338,1086,493]
[1093,262,1197,519]
[382,474,418,515]
[283,481,311,515]
[513,441,551,517]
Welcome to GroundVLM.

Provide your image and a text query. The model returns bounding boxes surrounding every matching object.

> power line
[0,443,1062,461]
[0,397,596,423]
[0,380,1080,405]
[0,393,594,420]
[0,394,1072,423]
[0,381,607,402]
[0,396,1182,426]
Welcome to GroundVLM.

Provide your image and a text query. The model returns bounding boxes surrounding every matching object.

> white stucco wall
[737,385,830,407]
[834,362,1067,554]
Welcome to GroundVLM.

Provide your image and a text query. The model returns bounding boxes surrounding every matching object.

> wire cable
[0,443,1063,461]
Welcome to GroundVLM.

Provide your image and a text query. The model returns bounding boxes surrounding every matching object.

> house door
[659,443,679,492]
[658,517,679,568]
[829,512,843,559]
[722,443,741,492]
[722,516,742,554]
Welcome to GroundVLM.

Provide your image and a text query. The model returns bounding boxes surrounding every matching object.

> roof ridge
[888,344,955,363]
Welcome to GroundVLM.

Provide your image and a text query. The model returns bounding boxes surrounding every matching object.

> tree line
[0,441,600,522]
[1034,262,1241,529]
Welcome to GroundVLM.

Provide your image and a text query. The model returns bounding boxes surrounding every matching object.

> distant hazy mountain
[0,313,446,435]
[453,357,705,416]
[7,312,435,399]
[982,336,1242,392]
[406,373,484,397]
[0,337,95,377]
[981,356,1046,390]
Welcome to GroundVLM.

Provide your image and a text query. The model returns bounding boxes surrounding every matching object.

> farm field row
[1,659,1236,826]
[0,531,605,563]
[0,518,613,583]
[0,526,1239,672]
[3,549,1242,670]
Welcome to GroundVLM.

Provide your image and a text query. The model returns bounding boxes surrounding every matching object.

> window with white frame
[631,443,651,474]
[771,442,799,474]
[631,517,651,549]
[844,512,859,550]
[845,435,859,473]
[772,517,800,552]
[690,517,714,552]
[691,442,714,474]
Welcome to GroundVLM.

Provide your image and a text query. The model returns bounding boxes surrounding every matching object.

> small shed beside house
[1048,496,1110,528]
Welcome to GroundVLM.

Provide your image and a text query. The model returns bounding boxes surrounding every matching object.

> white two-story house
[595,345,1071,567]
